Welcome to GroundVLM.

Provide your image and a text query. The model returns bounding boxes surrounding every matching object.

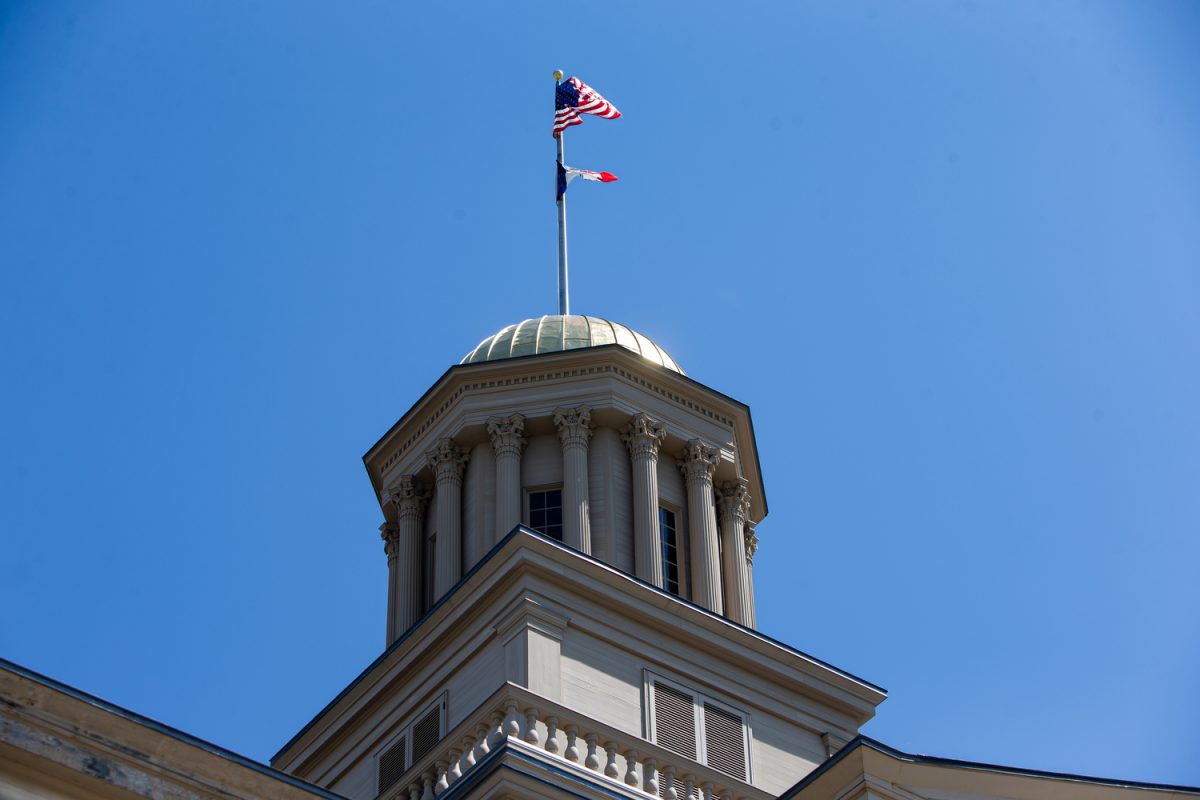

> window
[376,697,445,795]
[659,507,680,594]
[646,675,750,782]
[528,488,563,541]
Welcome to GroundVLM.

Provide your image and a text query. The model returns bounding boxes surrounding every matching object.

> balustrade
[386,685,767,800]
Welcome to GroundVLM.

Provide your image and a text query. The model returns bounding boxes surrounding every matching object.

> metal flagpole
[554,69,569,316]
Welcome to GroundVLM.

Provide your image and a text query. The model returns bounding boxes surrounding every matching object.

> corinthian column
[716,479,752,626]
[487,414,526,543]
[623,413,667,588]
[745,521,759,628]
[427,439,468,598]
[388,476,428,640]
[679,439,723,614]
[380,521,400,644]
[554,406,593,553]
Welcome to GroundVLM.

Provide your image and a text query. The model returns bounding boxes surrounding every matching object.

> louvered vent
[377,735,406,795]
[410,706,441,766]
[653,682,697,759]
[703,703,746,780]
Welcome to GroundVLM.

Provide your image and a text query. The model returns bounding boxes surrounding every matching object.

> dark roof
[780,735,1200,799]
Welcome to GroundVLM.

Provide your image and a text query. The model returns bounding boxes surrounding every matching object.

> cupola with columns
[273,312,883,800]
[367,314,767,644]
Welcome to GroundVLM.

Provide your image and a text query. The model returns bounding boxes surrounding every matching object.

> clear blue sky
[2,0,1198,788]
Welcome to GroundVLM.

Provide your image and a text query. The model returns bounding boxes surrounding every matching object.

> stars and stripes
[553,76,621,137]
[557,161,618,200]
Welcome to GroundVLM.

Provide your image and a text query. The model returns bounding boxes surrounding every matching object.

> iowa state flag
[557,161,618,200]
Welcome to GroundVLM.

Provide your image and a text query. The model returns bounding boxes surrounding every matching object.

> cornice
[361,346,767,521]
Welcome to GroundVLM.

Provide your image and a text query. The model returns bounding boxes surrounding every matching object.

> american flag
[553,77,621,137]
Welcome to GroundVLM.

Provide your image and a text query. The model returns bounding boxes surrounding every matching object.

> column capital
[487,414,527,459]
[622,413,667,459]
[716,479,751,524]
[745,521,759,562]
[678,439,720,485]
[427,438,468,483]
[388,475,430,522]
[553,405,592,449]
[379,522,400,558]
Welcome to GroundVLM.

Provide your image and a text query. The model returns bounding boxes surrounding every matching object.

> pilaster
[716,479,752,627]
[679,439,723,614]
[389,475,429,640]
[554,405,593,554]
[623,413,668,588]
[427,439,468,599]
[487,414,526,542]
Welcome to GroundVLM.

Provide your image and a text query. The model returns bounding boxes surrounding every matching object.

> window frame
[643,671,753,782]
[658,505,683,596]
[375,693,447,795]
[525,484,564,542]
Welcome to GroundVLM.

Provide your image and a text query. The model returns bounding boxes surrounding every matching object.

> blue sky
[2,0,1199,788]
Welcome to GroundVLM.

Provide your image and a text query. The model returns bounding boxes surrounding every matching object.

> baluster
[644,758,659,795]
[474,723,491,761]
[421,771,434,800]
[407,783,421,800]
[623,749,639,786]
[489,712,505,749]
[564,725,580,762]
[462,736,477,770]
[584,734,601,770]
[434,761,449,795]
[544,716,560,753]
[502,701,522,739]
[447,749,463,784]
[662,765,678,800]
[523,708,540,745]
[701,781,715,800]
[683,773,696,800]
[604,741,620,778]
[720,790,732,800]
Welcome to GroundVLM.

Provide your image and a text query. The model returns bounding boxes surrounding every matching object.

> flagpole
[554,69,570,316]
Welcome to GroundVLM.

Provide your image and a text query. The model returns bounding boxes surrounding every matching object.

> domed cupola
[461,314,683,375]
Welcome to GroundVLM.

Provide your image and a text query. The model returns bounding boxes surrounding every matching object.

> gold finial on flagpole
[553,70,564,81]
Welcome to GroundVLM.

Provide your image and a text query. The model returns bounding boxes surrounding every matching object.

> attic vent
[653,682,697,759]
[703,703,747,780]
[377,735,406,795]
[376,697,445,798]
[647,675,750,782]
[410,705,442,765]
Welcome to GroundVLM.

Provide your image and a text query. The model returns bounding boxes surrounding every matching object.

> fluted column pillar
[427,439,468,598]
[554,406,592,553]
[745,521,759,628]
[389,476,428,640]
[380,521,400,644]
[623,413,667,588]
[487,414,526,542]
[679,439,723,614]
[716,479,752,626]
